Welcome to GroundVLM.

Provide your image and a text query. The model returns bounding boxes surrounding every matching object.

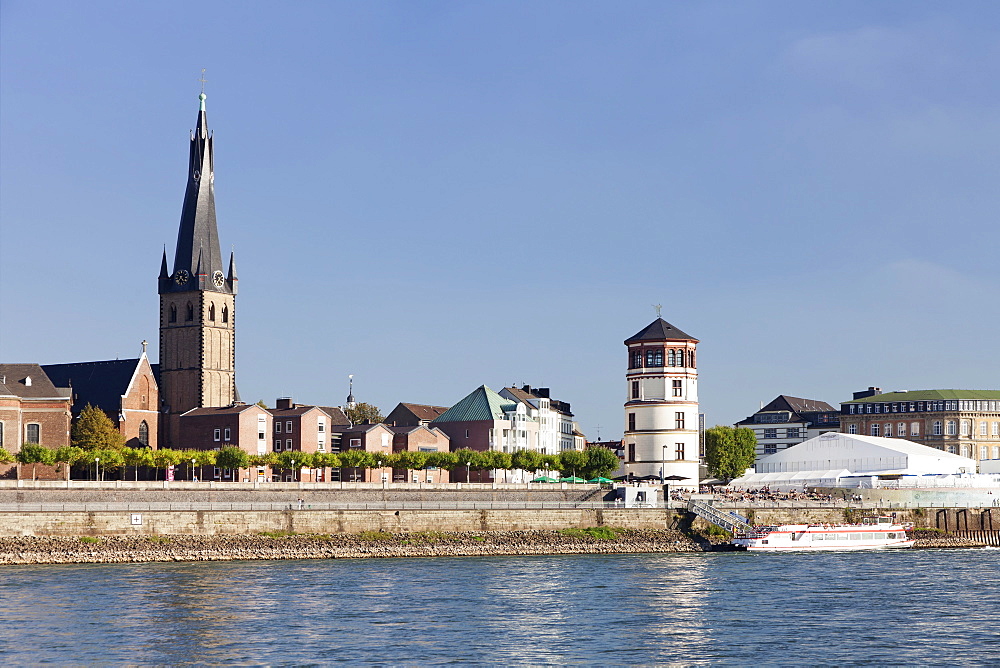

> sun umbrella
[531,476,557,483]
[559,476,587,483]
[587,477,613,483]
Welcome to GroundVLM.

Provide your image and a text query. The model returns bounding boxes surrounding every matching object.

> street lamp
[191,458,196,482]
[661,445,667,485]
[291,459,296,482]
[467,461,472,483]
[95,457,100,483]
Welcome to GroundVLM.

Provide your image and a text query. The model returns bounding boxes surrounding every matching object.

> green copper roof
[432,385,518,423]
[845,389,1000,404]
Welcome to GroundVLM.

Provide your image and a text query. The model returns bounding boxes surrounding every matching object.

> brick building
[177,403,272,481]
[389,425,451,483]
[384,403,448,427]
[42,351,160,449]
[839,388,1000,467]
[0,364,72,479]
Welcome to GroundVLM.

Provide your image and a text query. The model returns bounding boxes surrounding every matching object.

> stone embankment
[0,529,706,565]
[911,530,987,549]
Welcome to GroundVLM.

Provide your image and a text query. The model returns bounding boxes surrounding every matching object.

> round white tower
[623,317,700,487]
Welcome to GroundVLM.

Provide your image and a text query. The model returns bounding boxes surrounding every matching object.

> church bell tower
[158,92,237,447]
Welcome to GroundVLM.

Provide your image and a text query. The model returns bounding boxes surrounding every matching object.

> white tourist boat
[732,516,914,551]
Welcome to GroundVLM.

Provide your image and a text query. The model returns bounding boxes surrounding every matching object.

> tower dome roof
[625,318,698,344]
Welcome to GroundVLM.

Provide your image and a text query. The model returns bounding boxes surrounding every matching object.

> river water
[0,549,997,665]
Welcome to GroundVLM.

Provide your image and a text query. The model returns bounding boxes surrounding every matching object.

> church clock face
[213,270,225,288]
[174,270,190,286]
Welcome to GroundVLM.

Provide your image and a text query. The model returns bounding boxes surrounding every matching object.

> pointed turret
[227,251,238,295]
[159,248,169,279]
[161,92,228,295]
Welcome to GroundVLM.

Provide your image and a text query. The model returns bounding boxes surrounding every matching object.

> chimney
[275,397,293,410]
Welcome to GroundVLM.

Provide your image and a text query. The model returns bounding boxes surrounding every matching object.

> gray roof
[42,358,144,415]
[0,364,70,400]
[625,318,698,344]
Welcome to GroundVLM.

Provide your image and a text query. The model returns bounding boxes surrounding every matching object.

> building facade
[177,403,272,481]
[736,395,840,461]
[839,388,1000,467]
[622,318,700,486]
[499,385,584,454]
[0,364,72,456]
[158,92,238,448]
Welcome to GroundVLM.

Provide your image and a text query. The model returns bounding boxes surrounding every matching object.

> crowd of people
[703,486,838,504]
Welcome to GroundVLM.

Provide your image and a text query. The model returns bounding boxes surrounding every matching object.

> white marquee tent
[728,432,977,490]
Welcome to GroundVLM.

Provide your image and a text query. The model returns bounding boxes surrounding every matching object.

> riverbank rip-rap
[732,516,914,551]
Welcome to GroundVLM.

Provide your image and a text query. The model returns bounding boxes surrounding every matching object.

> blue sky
[2,1,998,438]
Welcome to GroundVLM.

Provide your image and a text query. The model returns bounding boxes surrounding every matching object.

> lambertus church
[157,91,238,448]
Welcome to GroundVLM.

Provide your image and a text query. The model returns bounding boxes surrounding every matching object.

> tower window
[209,303,216,321]
[138,421,149,447]
[645,349,663,367]
[672,380,682,397]
[675,412,685,429]
[169,304,177,323]
[186,303,194,321]
[222,305,229,323]
[631,381,640,400]
[675,443,685,460]
[690,350,696,368]
[630,350,643,369]
[677,350,685,367]
[628,413,636,431]
[667,350,676,367]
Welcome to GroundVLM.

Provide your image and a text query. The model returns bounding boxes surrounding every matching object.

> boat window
[851,533,863,540]
[887,533,896,539]
[838,534,849,540]
[862,533,874,540]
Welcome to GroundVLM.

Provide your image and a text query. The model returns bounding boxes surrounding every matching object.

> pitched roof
[844,389,1000,404]
[761,395,837,414]
[317,406,350,426]
[397,403,449,421]
[42,358,146,415]
[625,318,698,344]
[432,385,517,423]
[0,364,70,399]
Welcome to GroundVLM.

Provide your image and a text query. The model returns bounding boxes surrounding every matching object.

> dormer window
[23,376,32,387]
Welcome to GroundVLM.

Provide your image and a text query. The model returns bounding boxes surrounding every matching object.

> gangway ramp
[687,500,752,533]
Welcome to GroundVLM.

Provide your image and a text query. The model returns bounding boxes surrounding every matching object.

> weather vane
[653,304,662,318]
[198,68,207,94]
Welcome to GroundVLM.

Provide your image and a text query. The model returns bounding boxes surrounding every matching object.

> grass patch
[259,530,297,539]
[79,536,101,544]
[357,530,393,541]
[471,536,485,542]
[145,535,171,543]
[560,527,620,540]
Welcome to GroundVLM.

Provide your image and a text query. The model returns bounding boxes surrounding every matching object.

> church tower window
[209,303,216,321]
[222,305,229,323]
[139,421,149,447]
[169,304,177,323]
[186,303,194,321]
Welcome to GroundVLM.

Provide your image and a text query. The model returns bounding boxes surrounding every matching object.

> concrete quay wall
[0,508,687,538]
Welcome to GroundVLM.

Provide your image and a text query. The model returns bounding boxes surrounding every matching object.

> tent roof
[759,431,975,465]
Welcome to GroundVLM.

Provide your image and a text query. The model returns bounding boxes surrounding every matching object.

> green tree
[557,450,588,479]
[345,402,384,425]
[152,449,183,480]
[338,449,375,481]
[0,448,13,464]
[216,446,250,473]
[71,404,126,451]
[425,451,457,471]
[396,451,429,472]
[581,446,620,479]
[481,450,512,471]
[511,449,543,473]
[704,425,757,481]
[256,400,269,409]
[17,443,54,480]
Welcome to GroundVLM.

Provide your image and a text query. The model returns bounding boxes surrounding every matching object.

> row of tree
[703,425,757,481]
[7,443,622,481]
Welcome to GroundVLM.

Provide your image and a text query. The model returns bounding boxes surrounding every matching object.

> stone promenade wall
[0,508,687,537]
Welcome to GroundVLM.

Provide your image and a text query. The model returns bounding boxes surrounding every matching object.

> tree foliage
[556,450,588,478]
[704,425,757,481]
[216,446,250,470]
[72,404,126,451]
[345,402,384,425]
[580,446,620,479]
